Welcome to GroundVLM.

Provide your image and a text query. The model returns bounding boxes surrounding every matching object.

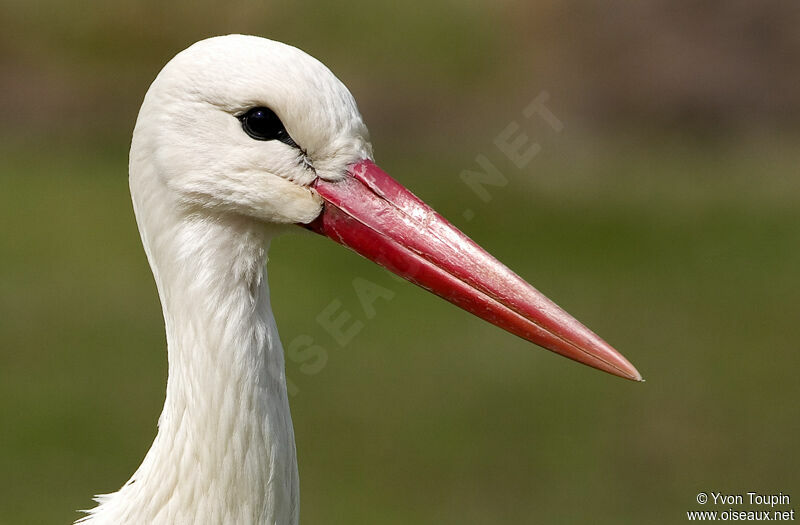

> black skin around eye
[239,107,300,149]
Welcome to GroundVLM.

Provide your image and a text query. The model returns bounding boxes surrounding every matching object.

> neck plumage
[80,194,299,525]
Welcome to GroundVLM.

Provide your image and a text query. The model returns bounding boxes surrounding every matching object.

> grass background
[1,1,798,523]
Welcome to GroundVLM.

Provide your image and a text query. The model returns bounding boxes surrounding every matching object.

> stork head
[131,34,641,381]
[131,34,369,225]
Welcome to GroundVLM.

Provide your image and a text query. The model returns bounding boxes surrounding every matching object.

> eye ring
[238,107,299,149]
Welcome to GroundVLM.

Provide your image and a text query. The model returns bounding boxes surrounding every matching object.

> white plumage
[80,35,371,525]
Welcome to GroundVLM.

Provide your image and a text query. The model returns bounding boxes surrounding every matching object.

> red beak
[305,160,642,381]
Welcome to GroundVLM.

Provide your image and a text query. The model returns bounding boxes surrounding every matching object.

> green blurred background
[1,1,798,523]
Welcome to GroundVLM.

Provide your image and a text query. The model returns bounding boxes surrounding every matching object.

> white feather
[79,34,373,525]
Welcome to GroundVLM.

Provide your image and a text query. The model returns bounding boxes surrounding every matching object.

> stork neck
[85,210,299,525]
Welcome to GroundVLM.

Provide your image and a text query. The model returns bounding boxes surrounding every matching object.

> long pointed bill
[305,160,641,381]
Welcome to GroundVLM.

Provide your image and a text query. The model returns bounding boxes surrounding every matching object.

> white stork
[78,35,641,525]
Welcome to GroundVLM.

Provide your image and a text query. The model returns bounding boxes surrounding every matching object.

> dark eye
[238,107,299,148]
